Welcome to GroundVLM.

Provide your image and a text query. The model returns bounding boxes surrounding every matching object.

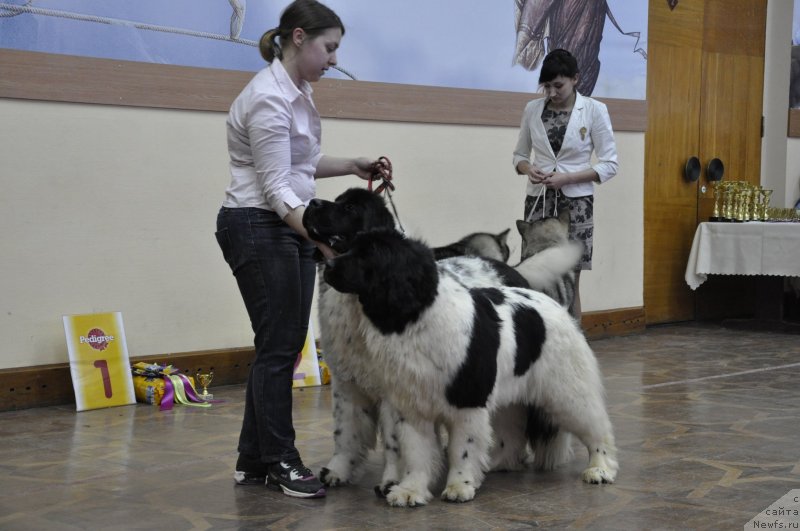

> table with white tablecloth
[684,221,800,328]
[685,222,800,289]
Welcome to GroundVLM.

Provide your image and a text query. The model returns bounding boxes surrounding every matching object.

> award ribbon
[131,362,213,411]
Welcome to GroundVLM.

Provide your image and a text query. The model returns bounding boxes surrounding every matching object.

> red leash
[368,156,394,194]
[367,156,404,232]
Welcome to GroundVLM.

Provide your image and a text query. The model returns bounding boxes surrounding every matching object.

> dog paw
[441,482,477,503]
[581,466,615,484]
[319,466,347,487]
[374,481,397,499]
[385,485,432,507]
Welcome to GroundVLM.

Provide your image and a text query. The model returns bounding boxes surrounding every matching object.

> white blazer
[513,92,618,198]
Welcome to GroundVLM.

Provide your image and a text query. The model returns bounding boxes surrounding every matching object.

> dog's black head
[324,229,439,334]
[303,188,396,253]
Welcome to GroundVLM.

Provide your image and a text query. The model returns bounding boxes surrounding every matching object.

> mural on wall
[513,0,647,96]
[792,0,800,108]
[0,0,648,100]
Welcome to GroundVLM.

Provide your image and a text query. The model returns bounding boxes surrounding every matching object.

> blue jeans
[215,206,316,464]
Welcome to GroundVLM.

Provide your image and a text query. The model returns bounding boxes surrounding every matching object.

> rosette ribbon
[131,362,211,411]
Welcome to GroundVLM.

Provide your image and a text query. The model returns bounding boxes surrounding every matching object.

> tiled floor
[1,323,799,530]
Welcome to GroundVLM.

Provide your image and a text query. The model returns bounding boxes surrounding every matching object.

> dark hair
[538,49,579,84]
[259,0,345,62]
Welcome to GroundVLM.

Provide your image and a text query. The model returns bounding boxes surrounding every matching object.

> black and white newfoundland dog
[322,228,618,506]
[304,189,537,495]
[304,188,614,506]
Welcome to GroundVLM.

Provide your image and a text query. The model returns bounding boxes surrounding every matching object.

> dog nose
[309,198,322,208]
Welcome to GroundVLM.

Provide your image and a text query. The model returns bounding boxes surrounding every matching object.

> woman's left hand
[542,172,572,190]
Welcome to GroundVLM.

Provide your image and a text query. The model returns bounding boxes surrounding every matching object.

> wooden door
[644,0,766,324]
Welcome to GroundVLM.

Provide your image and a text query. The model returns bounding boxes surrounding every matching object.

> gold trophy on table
[722,183,736,221]
[196,370,214,400]
[761,189,773,220]
[705,158,724,221]
[710,182,723,221]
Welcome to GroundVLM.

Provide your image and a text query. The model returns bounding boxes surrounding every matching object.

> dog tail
[532,431,574,471]
[513,242,582,292]
[526,405,573,470]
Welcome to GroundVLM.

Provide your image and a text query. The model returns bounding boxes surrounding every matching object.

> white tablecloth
[685,222,800,290]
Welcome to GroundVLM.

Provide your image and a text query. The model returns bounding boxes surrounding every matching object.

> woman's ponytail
[259,28,282,62]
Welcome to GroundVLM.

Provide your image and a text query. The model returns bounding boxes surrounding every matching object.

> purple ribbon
[177,374,204,402]
[159,374,175,411]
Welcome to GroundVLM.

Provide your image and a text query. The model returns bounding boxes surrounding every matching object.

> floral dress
[523,105,595,269]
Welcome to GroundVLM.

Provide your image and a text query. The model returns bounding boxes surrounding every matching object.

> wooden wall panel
[0,308,642,411]
[582,307,646,339]
[0,49,647,130]
[0,347,255,412]
[790,109,800,137]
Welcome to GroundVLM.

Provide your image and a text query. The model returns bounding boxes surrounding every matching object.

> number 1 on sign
[93,359,113,398]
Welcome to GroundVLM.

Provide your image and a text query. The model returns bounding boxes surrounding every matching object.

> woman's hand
[541,172,572,190]
[352,157,378,180]
[542,169,599,189]
[316,241,337,260]
[527,167,553,185]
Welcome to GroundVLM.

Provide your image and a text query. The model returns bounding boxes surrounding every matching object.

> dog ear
[356,232,438,334]
[497,228,510,244]
[364,195,396,231]
[323,249,365,294]
[516,219,530,236]
[557,209,570,226]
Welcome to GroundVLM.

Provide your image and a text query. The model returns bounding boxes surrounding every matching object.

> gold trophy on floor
[196,370,214,400]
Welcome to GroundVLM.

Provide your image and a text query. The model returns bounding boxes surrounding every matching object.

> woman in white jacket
[513,48,618,321]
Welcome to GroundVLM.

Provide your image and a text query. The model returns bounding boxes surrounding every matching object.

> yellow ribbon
[167,374,211,408]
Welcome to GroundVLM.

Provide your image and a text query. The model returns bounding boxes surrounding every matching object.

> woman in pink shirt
[215,0,377,499]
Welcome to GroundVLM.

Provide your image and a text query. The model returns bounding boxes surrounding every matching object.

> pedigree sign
[292,321,321,388]
[63,312,136,411]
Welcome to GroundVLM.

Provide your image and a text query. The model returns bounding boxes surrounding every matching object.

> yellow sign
[292,321,321,388]
[63,312,136,411]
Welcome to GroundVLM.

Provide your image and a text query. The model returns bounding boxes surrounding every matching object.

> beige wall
[3,1,795,372]
[0,98,643,370]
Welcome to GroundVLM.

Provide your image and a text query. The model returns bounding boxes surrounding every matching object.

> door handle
[706,158,724,182]
[684,156,701,182]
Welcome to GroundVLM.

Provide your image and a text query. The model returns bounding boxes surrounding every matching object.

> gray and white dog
[432,229,511,263]
[516,210,579,317]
